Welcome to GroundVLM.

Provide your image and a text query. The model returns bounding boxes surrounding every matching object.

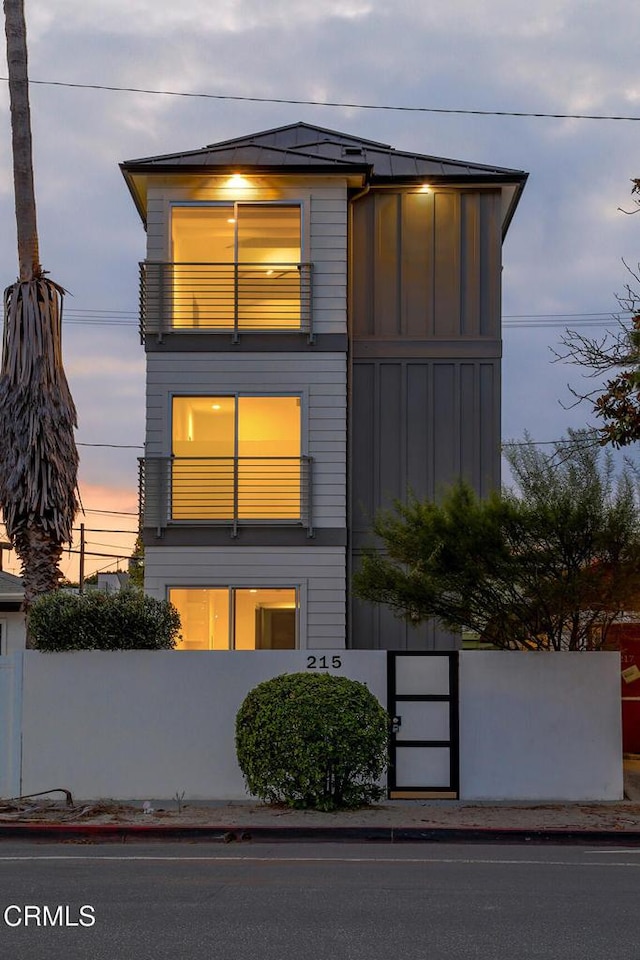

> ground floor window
[169,587,298,650]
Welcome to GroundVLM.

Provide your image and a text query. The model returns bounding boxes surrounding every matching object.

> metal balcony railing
[139,261,313,340]
[139,456,313,536]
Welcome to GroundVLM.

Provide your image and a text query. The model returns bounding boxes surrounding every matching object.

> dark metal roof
[121,122,528,233]
[121,121,526,180]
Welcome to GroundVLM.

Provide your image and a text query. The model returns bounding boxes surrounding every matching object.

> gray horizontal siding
[146,353,347,528]
[145,181,348,335]
[145,545,346,649]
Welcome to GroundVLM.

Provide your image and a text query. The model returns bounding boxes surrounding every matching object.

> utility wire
[77,442,143,449]
[1,76,639,122]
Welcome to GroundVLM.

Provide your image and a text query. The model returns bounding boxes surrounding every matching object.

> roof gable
[121,121,528,234]
[121,121,526,179]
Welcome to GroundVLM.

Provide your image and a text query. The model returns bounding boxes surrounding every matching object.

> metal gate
[387,651,459,799]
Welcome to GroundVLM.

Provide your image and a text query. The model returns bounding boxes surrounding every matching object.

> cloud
[1,0,639,550]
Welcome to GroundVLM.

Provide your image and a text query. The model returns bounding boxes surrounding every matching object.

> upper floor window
[172,204,301,265]
[165,203,305,331]
[171,395,303,521]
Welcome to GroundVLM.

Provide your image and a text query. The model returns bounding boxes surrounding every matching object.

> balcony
[139,261,313,340]
[139,456,313,535]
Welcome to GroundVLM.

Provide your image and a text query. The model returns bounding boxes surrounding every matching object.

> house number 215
[306,655,342,669]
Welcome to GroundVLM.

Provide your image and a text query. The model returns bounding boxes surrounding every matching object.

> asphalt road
[0,841,639,960]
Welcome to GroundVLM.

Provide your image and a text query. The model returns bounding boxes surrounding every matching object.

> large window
[170,204,302,329]
[171,395,302,521]
[170,588,298,650]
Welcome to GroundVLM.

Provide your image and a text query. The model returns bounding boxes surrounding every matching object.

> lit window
[170,204,302,330]
[171,395,302,521]
[170,588,298,650]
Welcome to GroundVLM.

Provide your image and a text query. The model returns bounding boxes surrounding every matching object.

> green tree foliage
[353,433,640,650]
[556,180,640,448]
[235,673,389,811]
[29,589,181,651]
[128,532,144,590]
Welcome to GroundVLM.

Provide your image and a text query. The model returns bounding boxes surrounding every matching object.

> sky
[0,0,639,580]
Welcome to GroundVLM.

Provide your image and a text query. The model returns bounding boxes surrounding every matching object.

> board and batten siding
[349,358,498,652]
[350,358,500,543]
[145,545,346,649]
[351,188,502,341]
[348,187,504,651]
[145,177,348,336]
[146,352,347,528]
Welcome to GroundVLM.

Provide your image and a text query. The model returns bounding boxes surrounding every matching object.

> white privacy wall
[11,650,623,802]
[459,652,623,801]
[19,651,386,801]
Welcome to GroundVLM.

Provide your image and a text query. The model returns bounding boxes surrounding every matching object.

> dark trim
[145,332,348,353]
[143,527,347,547]
[0,601,22,612]
[352,339,502,359]
[394,694,451,702]
[368,173,527,187]
[387,651,459,798]
[121,162,371,177]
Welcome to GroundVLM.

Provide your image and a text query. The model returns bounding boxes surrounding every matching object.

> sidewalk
[1,760,639,845]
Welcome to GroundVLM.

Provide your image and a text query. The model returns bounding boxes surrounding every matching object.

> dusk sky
[1,0,638,579]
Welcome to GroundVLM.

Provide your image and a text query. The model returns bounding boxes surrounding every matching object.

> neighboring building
[121,122,527,652]
[0,571,25,654]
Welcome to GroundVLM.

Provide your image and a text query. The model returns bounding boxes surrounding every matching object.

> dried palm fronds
[0,277,78,616]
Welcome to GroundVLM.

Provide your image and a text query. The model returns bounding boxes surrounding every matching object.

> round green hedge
[235,672,389,811]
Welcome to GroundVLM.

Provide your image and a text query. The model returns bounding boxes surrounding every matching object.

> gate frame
[387,650,459,799]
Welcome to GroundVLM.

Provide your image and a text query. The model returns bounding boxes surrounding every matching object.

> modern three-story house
[121,122,527,652]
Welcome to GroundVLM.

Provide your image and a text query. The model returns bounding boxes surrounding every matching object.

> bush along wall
[29,590,181,651]
[235,672,389,811]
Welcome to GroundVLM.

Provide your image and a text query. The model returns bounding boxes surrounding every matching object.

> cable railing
[139,456,313,536]
[139,261,313,341]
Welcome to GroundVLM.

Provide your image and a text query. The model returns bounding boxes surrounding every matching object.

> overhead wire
[1,76,639,122]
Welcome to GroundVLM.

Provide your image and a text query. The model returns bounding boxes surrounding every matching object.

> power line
[2,313,633,332]
[72,527,138,534]
[77,442,143,449]
[80,508,139,517]
[1,76,639,122]
[61,548,130,559]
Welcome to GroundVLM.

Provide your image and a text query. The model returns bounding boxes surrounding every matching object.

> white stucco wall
[0,613,26,654]
[459,651,623,801]
[20,650,386,801]
[0,653,23,797]
[10,650,623,802]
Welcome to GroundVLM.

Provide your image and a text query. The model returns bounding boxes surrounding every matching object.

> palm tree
[0,0,78,639]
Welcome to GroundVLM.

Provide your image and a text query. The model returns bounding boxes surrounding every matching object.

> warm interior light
[227,217,236,223]
[225,174,250,189]
[419,184,431,193]
[211,404,221,410]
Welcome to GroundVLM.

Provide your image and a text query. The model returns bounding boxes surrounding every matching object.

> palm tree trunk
[4,0,40,281]
[1,0,78,644]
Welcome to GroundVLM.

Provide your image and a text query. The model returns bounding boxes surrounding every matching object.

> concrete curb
[2,823,640,845]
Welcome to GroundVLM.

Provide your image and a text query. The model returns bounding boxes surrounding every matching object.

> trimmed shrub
[235,672,389,811]
[29,589,180,651]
